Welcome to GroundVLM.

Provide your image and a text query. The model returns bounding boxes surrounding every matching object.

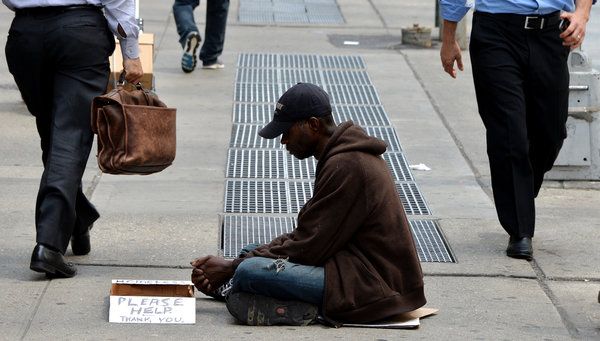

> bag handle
[117,71,153,104]
[117,71,144,91]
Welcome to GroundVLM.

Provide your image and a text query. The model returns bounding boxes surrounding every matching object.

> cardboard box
[108,33,154,91]
[109,279,196,324]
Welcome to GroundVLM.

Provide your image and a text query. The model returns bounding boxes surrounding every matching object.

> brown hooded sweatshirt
[234,121,426,323]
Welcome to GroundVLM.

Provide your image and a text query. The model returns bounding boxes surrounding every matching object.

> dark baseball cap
[258,83,332,139]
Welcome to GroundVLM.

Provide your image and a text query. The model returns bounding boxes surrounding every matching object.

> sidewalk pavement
[0,1,598,340]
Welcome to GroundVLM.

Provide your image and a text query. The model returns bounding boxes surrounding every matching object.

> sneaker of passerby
[226,292,318,326]
[202,59,225,70]
[181,31,200,73]
[173,0,229,74]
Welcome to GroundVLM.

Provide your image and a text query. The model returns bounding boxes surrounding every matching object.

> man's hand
[190,255,235,295]
[123,58,143,84]
[440,20,464,78]
[560,0,592,50]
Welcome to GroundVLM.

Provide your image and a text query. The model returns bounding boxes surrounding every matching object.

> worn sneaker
[226,292,318,326]
[201,59,225,69]
[181,31,200,73]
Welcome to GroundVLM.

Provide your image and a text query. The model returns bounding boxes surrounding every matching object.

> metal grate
[364,126,403,152]
[238,0,344,25]
[279,68,322,84]
[396,182,430,215]
[332,105,390,126]
[238,11,274,24]
[221,216,454,262]
[221,215,297,258]
[237,53,365,70]
[227,149,286,178]
[235,83,284,103]
[308,13,344,24]
[230,124,281,149]
[236,69,369,86]
[289,181,313,212]
[226,149,315,179]
[229,125,404,151]
[236,68,277,84]
[224,52,448,264]
[237,53,279,69]
[319,55,365,70]
[279,54,320,69]
[226,180,429,215]
[383,152,414,182]
[273,2,306,12]
[224,180,288,213]
[240,0,274,12]
[409,220,454,262]
[287,156,316,179]
[274,11,309,24]
[232,105,391,127]
[233,103,275,124]
[325,84,381,105]
[322,70,371,85]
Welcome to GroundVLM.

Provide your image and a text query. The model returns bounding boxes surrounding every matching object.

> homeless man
[191,83,426,326]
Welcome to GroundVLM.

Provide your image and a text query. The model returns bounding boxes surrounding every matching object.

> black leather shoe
[30,244,77,278]
[71,224,92,256]
[506,237,533,261]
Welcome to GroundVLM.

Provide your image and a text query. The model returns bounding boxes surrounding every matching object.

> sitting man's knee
[234,257,269,282]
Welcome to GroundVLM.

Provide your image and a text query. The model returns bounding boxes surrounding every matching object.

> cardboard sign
[109,279,195,324]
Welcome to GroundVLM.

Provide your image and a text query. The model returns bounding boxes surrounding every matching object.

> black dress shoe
[30,244,77,278]
[506,236,533,261]
[71,230,91,256]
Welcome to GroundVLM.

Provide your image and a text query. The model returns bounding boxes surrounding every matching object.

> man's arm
[560,0,593,49]
[440,20,464,78]
[102,0,143,84]
[439,0,471,78]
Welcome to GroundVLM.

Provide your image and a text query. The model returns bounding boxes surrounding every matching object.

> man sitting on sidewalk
[191,83,426,326]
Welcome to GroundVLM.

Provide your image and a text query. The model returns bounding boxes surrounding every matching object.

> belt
[15,5,102,16]
[475,11,561,30]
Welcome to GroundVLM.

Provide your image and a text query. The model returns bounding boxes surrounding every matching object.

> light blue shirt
[2,0,139,59]
[440,0,576,22]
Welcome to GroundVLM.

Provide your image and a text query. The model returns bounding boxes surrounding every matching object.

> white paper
[409,163,432,171]
[109,296,196,324]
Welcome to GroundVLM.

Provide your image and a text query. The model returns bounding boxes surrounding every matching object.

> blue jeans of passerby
[230,244,324,306]
[172,0,229,64]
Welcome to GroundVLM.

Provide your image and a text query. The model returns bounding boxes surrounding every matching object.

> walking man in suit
[4,0,143,277]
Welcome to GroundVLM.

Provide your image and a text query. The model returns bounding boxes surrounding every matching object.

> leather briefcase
[91,82,176,175]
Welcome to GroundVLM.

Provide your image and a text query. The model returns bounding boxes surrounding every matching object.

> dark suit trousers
[469,12,570,238]
[5,7,115,253]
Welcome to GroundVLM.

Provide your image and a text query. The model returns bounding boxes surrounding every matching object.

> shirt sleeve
[101,0,140,59]
[439,0,472,22]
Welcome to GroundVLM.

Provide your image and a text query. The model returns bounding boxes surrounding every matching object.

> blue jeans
[230,245,324,306]
[172,0,229,64]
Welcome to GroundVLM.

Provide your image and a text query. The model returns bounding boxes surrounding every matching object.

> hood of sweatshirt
[316,121,387,177]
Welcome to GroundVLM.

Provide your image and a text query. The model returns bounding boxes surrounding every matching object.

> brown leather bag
[91,83,176,175]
